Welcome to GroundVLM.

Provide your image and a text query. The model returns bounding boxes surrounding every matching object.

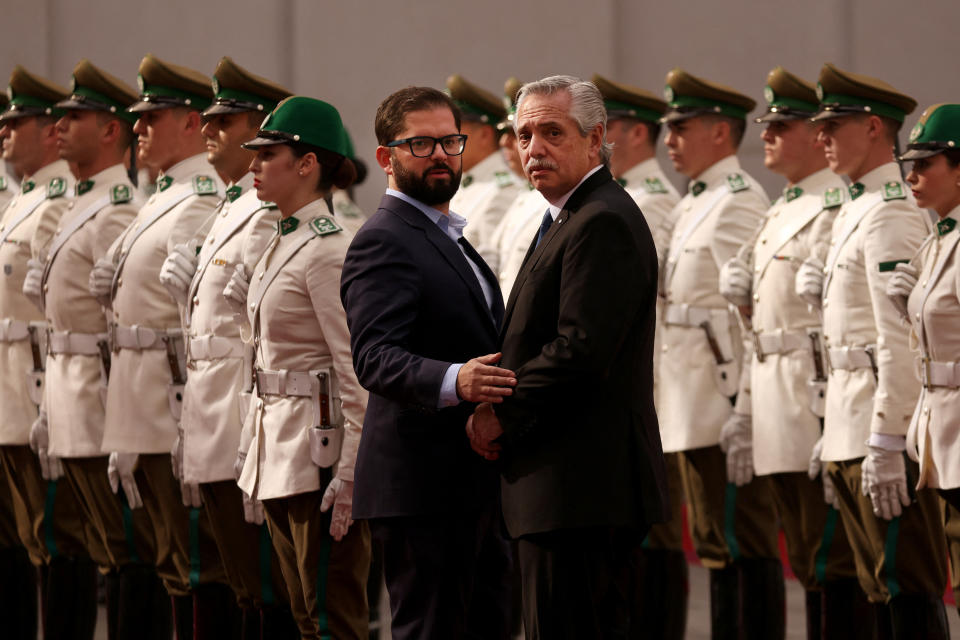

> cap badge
[5,86,12,100]
[763,86,775,104]
[815,83,824,101]
[137,74,145,94]
[909,122,923,143]
[211,76,220,95]
[70,77,77,92]
[663,85,674,102]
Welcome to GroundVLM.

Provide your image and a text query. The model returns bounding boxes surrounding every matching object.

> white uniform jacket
[451,151,522,250]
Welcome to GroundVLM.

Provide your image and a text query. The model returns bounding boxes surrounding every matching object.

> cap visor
[809,110,850,122]
[202,102,255,117]
[0,109,42,123]
[128,100,175,113]
[241,135,284,150]
[54,98,102,111]
[755,111,807,123]
[659,110,701,124]
[899,148,942,161]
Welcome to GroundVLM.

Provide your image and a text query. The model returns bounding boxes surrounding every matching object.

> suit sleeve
[495,208,651,444]
[340,226,452,408]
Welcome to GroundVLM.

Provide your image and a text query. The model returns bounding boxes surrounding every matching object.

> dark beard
[391,156,462,206]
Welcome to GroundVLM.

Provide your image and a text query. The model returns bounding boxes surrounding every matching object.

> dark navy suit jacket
[340,194,504,519]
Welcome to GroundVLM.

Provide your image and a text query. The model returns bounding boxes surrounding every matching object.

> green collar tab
[76,179,94,196]
[22,180,36,193]
[691,181,707,197]
[279,216,299,235]
[823,187,844,208]
[784,186,803,202]
[616,177,628,188]
[937,217,957,236]
[848,182,865,200]
[225,185,243,202]
[47,177,67,198]
[310,216,342,237]
[644,177,667,194]
[882,181,905,201]
[157,175,174,192]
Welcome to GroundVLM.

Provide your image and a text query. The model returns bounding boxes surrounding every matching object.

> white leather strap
[0,318,30,342]
[188,335,243,361]
[754,329,809,357]
[112,325,180,351]
[918,358,960,389]
[48,331,105,355]
[827,346,875,371]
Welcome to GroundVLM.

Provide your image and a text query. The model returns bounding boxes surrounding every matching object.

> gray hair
[514,75,613,164]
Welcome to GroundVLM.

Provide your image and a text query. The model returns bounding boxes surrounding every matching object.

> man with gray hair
[467,75,668,636]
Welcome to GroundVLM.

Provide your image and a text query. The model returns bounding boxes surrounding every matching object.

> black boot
[116,563,173,640]
[172,594,194,640]
[260,605,300,640]
[105,570,121,640]
[240,607,259,640]
[738,558,785,640]
[0,547,39,640]
[193,583,242,639]
[805,590,822,640]
[709,565,741,640]
[632,548,688,640]
[821,578,875,640]
[889,593,949,640]
[43,556,98,640]
[873,602,893,640]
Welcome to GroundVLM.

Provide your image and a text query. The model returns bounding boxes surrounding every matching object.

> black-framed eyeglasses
[386,134,467,157]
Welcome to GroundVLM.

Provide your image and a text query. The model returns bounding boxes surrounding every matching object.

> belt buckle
[752,331,765,363]
[921,357,932,390]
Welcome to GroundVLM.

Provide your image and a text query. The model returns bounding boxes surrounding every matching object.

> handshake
[457,353,516,462]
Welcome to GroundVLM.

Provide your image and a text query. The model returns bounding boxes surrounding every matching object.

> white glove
[718,412,753,486]
[22,259,44,311]
[241,491,264,525]
[885,262,918,322]
[234,449,247,481]
[180,482,202,508]
[807,437,839,509]
[29,410,62,481]
[223,263,250,316]
[796,256,825,309]
[320,478,355,541]
[159,244,198,306]
[861,444,911,520]
[170,429,183,481]
[107,452,143,509]
[719,256,752,307]
[89,257,117,307]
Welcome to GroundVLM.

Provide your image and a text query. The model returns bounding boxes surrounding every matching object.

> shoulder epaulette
[46,177,67,199]
[882,181,906,201]
[261,201,278,210]
[310,216,342,237]
[110,184,133,204]
[643,176,668,195]
[192,175,219,196]
[726,173,748,193]
[822,187,844,209]
[494,171,514,189]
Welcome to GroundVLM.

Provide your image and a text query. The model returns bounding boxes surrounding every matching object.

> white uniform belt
[255,369,317,397]
[919,358,960,389]
[827,346,874,371]
[188,335,243,361]
[48,331,106,355]
[754,330,808,357]
[112,324,178,351]
[0,318,30,342]
[663,303,725,327]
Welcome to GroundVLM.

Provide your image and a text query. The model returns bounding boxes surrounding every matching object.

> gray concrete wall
[3,0,959,211]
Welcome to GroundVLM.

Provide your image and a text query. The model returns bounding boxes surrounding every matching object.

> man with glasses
[340,86,514,640]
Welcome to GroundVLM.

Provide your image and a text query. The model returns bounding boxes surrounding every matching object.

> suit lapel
[501,167,612,336]
[382,195,501,334]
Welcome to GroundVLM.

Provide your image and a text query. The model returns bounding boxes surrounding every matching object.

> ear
[710,119,731,146]
[184,109,203,134]
[298,151,319,176]
[588,122,604,156]
[628,122,649,147]
[375,145,394,176]
[865,114,884,141]
[101,118,121,146]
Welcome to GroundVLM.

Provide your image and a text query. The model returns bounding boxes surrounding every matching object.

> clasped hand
[466,402,503,461]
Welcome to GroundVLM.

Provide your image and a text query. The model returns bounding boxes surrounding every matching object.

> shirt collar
[386,187,469,238]
[545,164,603,220]
[688,154,740,192]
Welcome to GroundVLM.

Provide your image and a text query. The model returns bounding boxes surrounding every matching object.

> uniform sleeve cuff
[867,433,906,451]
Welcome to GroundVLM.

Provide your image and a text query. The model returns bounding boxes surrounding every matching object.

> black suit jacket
[495,166,669,538]
[341,194,504,519]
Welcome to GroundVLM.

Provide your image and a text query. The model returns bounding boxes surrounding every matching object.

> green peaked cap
[57,59,139,124]
[0,65,69,122]
[660,68,756,123]
[129,53,213,113]
[592,73,666,124]
[446,74,505,124]
[242,96,350,157]
[900,103,960,160]
[204,56,292,117]
[811,63,916,124]
[756,66,818,123]
[497,76,524,132]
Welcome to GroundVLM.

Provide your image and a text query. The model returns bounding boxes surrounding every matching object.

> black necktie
[535,209,554,247]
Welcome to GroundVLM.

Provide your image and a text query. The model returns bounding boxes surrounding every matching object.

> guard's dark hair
[375,87,461,146]
[289,141,357,192]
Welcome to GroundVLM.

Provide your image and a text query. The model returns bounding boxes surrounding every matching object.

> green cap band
[819,92,907,123]
[9,94,59,112]
[70,85,137,123]
[214,86,279,112]
[669,94,748,120]
[139,76,211,110]
[603,99,662,123]
[451,98,497,124]
[769,95,818,113]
